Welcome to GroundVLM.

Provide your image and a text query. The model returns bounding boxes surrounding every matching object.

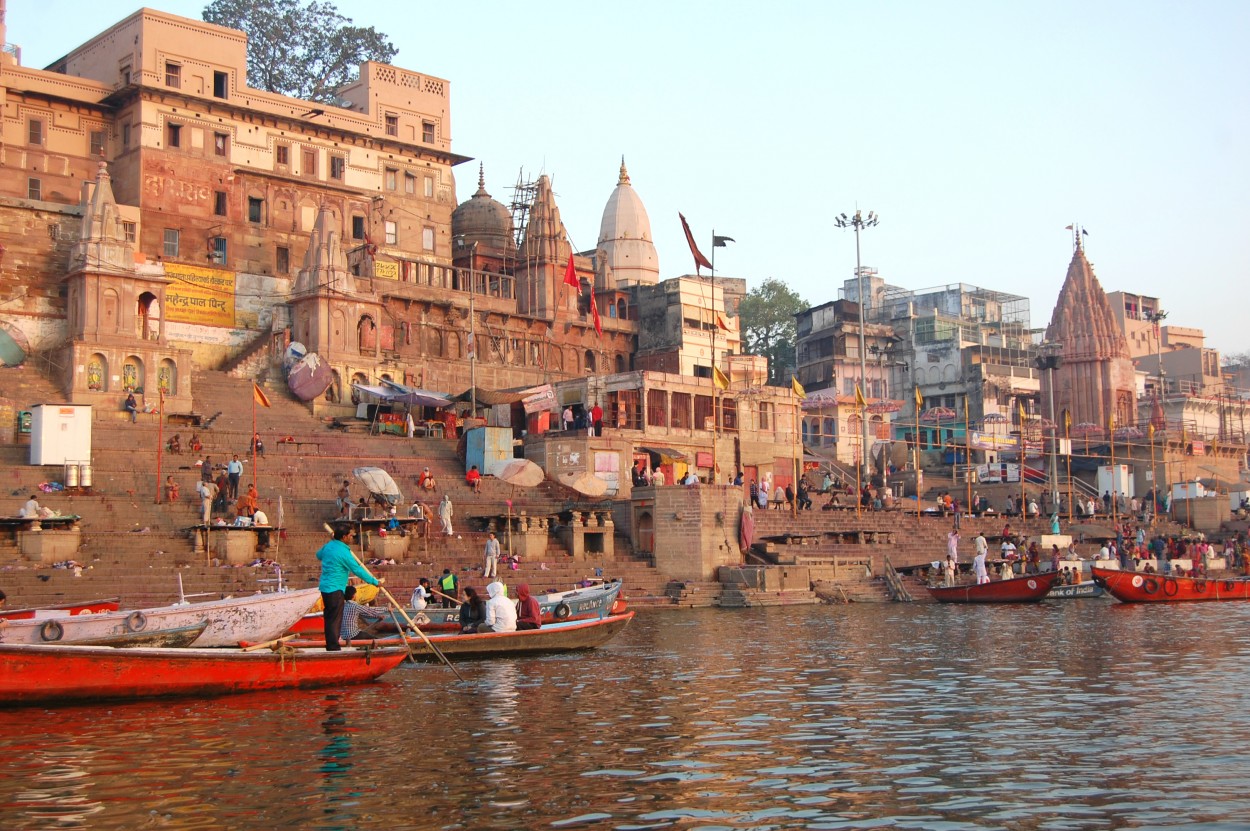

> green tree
[738,278,807,387]
[203,0,397,104]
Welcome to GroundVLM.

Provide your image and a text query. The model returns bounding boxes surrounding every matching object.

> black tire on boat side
[40,619,64,642]
[1224,580,1236,593]
[1194,580,1207,593]
[125,611,147,632]
[554,602,572,620]
[1143,578,1159,595]
[1164,577,1179,597]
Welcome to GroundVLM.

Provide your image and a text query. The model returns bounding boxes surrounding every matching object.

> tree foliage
[738,278,807,387]
[204,0,397,104]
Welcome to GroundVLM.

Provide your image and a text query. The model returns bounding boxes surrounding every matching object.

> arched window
[87,353,108,391]
[426,328,443,358]
[102,289,120,333]
[585,350,597,374]
[616,299,627,319]
[122,356,144,392]
[137,292,160,341]
[446,331,461,360]
[331,309,347,352]
[614,354,626,373]
[350,371,368,405]
[357,315,377,352]
[158,358,177,395]
[325,369,342,403]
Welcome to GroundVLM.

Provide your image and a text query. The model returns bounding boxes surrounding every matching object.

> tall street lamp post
[1034,343,1063,511]
[835,209,879,481]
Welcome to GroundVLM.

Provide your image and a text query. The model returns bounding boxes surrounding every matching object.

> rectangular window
[758,402,772,431]
[646,389,668,428]
[167,123,181,148]
[248,197,264,224]
[210,236,227,265]
[695,395,715,431]
[121,65,131,86]
[121,123,131,149]
[28,119,44,146]
[90,130,106,157]
[329,155,345,180]
[214,132,228,156]
[213,191,227,216]
[275,144,289,167]
[302,148,316,177]
[384,114,398,136]
[163,229,180,258]
[27,178,41,201]
[422,121,435,143]
[276,246,290,274]
[385,167,397,191]
[384,221,398,246]
[165,62,181,88]
[122,221,137,243]
[424,176,435,198]
[671,393,692,429]
[213,71,228,99]
[422,226,434,251]
[351,216,366,240]
[404,172,415,194]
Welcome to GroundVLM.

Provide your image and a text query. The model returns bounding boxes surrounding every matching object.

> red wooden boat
[0,642,409,706]
[928,571,1061,603]
[1091,566,1250,602]
[0,598,120,620]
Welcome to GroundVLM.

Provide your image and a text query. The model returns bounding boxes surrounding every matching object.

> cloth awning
[351,383,451,409]
[640,446,687,461]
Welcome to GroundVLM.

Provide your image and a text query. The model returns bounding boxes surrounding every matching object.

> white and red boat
[0,588,320,647]
[0,642,408,706]
[928,571,1061,603]
[1091,566,1250,602]
[0,598,120,620]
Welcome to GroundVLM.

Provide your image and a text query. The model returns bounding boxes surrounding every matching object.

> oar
[242,635,296,652]
[349,552,463,681]
[429,588,460,605]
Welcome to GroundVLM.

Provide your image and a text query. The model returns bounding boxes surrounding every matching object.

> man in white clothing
[479,581,517,633]
[483,531,500,578]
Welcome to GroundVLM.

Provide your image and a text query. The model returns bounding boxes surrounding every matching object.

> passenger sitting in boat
[458,587,485,633]
[479,581,517,633]
[515,584,541,631]
[1001,560,1016,580]
[340,584,387,642]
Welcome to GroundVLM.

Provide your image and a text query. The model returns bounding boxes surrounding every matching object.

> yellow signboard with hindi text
[164,263,236,327]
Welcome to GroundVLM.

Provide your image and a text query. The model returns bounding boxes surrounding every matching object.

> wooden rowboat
[928,571,1061,603]
[0,642,408,706]
[276,611,636,659]
[73,622,208,648]
[0,597,120,620]
[0,589,320,647]
[1091,566,1250,602]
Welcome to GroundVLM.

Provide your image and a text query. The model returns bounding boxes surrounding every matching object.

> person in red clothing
[465,464,482,493]
[590,402,603,437]
[515,584,541,630]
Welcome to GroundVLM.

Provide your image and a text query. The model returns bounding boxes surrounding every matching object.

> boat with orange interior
[927,570,1061,603]
[1090,566,1250,602]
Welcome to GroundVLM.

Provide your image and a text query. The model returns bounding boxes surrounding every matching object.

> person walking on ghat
[438,494,454,536]
[483,531,500,578]
[316,525,380,651]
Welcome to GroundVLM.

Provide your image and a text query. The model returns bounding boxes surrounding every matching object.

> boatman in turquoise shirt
[317,525,380,651]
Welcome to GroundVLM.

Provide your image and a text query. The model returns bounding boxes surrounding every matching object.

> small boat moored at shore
[0,642,408,706]
[1091,566,1250,602]
[928,571,1061,603]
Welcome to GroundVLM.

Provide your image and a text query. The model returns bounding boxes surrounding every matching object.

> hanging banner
[164,263,236,327]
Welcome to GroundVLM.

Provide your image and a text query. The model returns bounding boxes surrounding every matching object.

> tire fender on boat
[553,602,572,620]
[1164,577,1179,596]
[125,611,148,632]
[1194,580,1207,594]
[1143,578,1159,595]
[1224,580,1236,593]
[40,619,64,642]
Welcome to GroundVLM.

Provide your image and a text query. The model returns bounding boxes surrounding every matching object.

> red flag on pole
[590,288,603,336]
[562,253,579,288]
[679,213,713,273]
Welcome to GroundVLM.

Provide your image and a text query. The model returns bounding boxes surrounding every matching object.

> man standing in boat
[317,525,381,651]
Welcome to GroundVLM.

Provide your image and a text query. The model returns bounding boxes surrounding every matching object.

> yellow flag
[855,384,866,407]
[1108,413,1116,431]
[791,376,806,399]
[914,386,923,408]
[713,366,729,390]
[1017,400,1025,422]
[1148,423,1155,440]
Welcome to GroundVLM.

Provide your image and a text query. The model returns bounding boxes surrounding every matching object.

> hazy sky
[9,1,1249,355]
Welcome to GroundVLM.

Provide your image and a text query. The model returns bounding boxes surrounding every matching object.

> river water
[2,601,1250,830]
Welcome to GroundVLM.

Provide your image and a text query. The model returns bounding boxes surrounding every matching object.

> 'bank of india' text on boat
[927,570,1062,603]
[1091,566,1250,602]
[279,610,636,659]
[0,588,320,646]
[1046,580,1107,599]
[0,642,408,706]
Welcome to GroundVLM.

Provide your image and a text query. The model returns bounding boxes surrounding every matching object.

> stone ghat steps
[0,364,67,411]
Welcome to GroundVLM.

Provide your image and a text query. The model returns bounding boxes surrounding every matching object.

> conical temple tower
[1042,231,1137,431]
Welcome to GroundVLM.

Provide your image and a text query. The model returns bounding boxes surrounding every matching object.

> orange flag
[253,382,271,408]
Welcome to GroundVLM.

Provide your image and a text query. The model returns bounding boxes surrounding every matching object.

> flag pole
[1109,415,1117,528]
[252,382,258,492]
[964,397,972,516]
[915,390,921,521]
[155,388,164,504]
[1066,415,1074,526]
[855,387,864,518]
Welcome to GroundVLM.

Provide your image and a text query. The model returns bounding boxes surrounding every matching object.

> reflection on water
[3,602,1250,829]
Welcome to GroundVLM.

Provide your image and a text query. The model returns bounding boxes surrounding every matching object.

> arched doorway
[137,292,160,340]
[585,350,597,374]
[614,354,626,373]
[350,371,368,405]
[636,510,654,553]
[357,315,377,353]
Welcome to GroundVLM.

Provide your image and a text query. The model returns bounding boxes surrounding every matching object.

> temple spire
[618,156,630,186]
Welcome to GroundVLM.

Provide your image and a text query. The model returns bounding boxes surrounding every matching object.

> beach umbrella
[1071,422,1101,436]
[353,466,402,505]
[492,458,544,488]
[867,400,902,414]
[920,407,956,422]
[1113,426,1143,440]
[558,471,609,497]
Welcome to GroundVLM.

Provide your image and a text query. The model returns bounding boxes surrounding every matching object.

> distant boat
[0,643,408,706]
[1091,566,1250,603]
[928,571,1061,603]
[288,352,333,401]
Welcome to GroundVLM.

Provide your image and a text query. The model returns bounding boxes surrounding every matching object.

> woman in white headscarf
[479,581,517,633]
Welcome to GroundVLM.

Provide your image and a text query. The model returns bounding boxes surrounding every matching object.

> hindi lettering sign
[164,263,236,327]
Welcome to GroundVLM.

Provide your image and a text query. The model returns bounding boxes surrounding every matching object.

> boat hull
[282,611,636,659]
[928,571,1061,603]
[1091,566,1250,602]
[0,643,408,706]
[1046,580,1107,599]
[0,598,120,620]
[0,589,320,647]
